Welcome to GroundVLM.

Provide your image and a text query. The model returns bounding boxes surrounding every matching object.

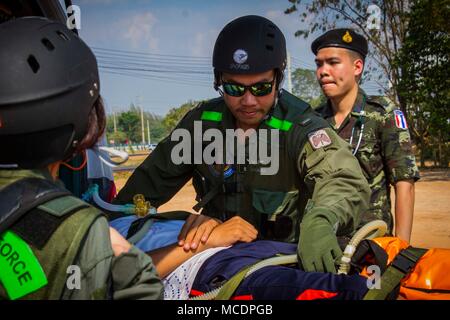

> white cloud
[190,30,218,57]
[265,9,299,32]
[121,12,158,51]
[266,10,283,21]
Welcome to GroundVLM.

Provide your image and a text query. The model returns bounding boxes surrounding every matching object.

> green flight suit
[0,169,163,300]
[316,89,420,233]
[115,90,370,248]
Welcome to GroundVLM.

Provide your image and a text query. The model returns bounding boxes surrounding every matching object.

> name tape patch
[0,231,48,300]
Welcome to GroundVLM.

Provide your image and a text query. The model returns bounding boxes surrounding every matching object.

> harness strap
[363,246,428,300]
[11,205,88,250]
[0,178,71,235]
[215,262,258,300]
[192,184,221,212]
[126,218,154,244]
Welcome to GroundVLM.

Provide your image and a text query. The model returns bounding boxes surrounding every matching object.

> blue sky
[71,0,382,116]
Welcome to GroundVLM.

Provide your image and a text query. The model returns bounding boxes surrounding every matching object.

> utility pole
[136,95,145,144]
[287,51,293,93]
[113,109,117,133]
[141,106,145,144]
[147,119,151,144]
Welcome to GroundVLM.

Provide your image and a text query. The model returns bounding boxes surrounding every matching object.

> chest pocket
[356,138,383,181]
[252,189,298,240]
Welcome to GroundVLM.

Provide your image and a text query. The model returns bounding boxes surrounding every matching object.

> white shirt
[163,246,229,300]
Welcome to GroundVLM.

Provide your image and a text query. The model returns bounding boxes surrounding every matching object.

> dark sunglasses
[221,78,275,97]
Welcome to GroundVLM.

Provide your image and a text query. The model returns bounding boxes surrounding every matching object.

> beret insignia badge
[342,30,353,43]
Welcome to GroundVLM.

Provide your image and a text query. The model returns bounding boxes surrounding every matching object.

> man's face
[314,47,363,99]
[222,69,276,130]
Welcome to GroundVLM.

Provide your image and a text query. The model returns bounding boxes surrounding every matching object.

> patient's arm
[148,216,258,278]
[147,242,208,278]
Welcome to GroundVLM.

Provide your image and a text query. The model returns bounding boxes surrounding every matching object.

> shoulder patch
[37,195,89,217]
[393,110,408,129]
[308,129,332,149]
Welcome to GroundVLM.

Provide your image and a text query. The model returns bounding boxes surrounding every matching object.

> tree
[162,100,199,132]
[108,130,128,145]
[285,1,412,118]
[117,109,141,143]
[105,102,168,145]
[309,95,328,109]
[147,121,167,143]
[291,67,324,106]
[395,0,450,166]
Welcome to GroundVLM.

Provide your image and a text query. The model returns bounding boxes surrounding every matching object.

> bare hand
[207,216,258,248]
[109,227,132,257]
[178,214,222,251]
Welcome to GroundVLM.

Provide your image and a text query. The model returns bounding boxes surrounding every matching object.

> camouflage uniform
[317,89,420,232]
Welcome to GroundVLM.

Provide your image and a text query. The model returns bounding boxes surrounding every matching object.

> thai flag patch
[394,110,408,129]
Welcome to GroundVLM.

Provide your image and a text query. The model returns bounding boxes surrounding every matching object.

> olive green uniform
[316,89,420,232]
[115,90,370,246]
[0,169,163,300]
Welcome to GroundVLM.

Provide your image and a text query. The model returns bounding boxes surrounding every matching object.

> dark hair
[346,49,365,82]
[73,96,106,155]
[347,49,365,64]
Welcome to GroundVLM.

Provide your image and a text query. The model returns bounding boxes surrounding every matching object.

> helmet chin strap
[61,150,87,171]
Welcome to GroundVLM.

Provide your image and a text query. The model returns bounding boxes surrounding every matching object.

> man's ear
[354,58,364,78]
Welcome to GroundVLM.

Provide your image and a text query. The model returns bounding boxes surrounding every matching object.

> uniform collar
[351,88,367,116]
[221,100,237,129]
[318,87,367,118]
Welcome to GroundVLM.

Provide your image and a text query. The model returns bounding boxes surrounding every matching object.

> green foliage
[149,118,167,143]
[107,130,128,144]
[162,100,198,132]
[285,1,411,110]
[117,109,141,143]
[291,68,324,106]
[106,103,168,144]
[309,95,328,109]
[105,101,201,145]
[284,0,449,166]
[396,0,449,133]
[395,0,450,166]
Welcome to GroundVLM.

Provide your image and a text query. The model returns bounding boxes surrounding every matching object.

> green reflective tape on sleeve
[201,111,222,122]
[0,231,48,300]
[265,117,293,131]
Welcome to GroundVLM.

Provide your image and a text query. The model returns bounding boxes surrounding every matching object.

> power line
[99,65,212,75]
[93,46,210,61]
[290,56,316,69]
[94,52,211,67]
[94,46,319,85]
[100,69,212,88]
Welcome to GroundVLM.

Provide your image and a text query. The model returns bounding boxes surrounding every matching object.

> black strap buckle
[391,248,420,274]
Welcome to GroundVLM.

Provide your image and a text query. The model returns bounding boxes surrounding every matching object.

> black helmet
[212,15,286,88]
[0,17,99,169]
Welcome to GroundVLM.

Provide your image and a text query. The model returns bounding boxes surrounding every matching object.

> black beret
[311,28,368,58]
